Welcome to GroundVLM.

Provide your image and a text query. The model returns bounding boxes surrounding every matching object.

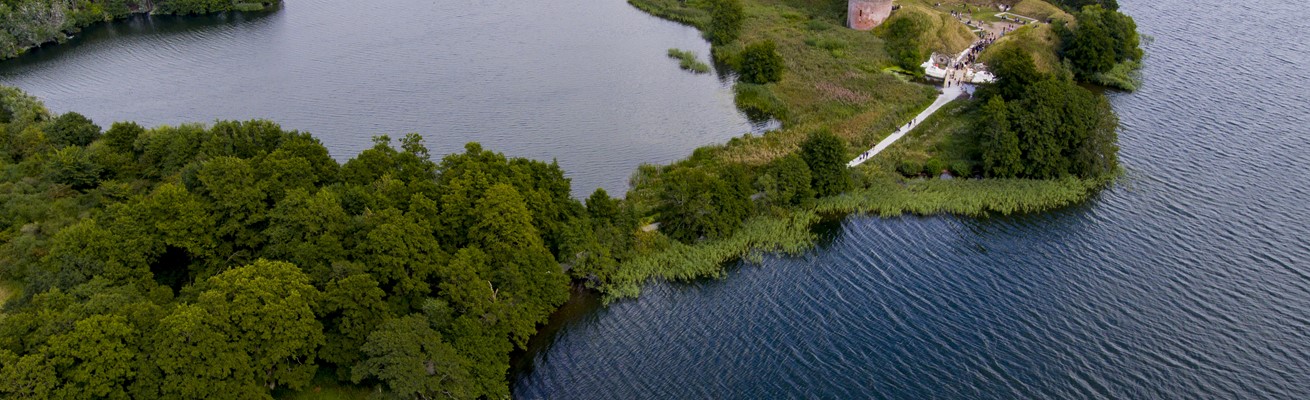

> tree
[1102,9,1142,63]
[585,188,619,222]
[1052,0,1118,12]
[341,135,398,186]
[352,315,474,399]
[468,183,569,347]
[46,314,138,399]
[1062,5,1140,80]
[45,112,100,148]
[985,77,1119,179]
[1067,8,1116,77]
[151,303,260,400]
[708,0,744,45]
[738,40,784,84]
[987,46,1044,101]
[0,350,57,398]
[978,96,1022,178]
[320,273,391,379]
[759,153,813,206]
[153,260,325,396]
[103,121,144,154]
[262,188,350,281]
[657,167,750,243]
[355,209,447,309]
[800,130,850,197]
[47,146,101,190]
[196,157,269,257]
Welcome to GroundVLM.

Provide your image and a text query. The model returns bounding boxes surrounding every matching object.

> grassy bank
[980,23,1064,73]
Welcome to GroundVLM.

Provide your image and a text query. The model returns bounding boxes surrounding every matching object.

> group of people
[943,39,991,88]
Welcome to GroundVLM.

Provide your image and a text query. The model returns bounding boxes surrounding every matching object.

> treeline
[0,0,280,59]
[0,86,643,398]
[0,80,857,396]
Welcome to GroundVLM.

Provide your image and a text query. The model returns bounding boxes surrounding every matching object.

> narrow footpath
[847,84,968,167]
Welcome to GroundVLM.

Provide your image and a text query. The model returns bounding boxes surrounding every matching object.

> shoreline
[0,2,282,61]
[599,0,1120,301]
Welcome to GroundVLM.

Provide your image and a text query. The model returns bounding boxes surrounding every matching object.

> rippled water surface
[0,0,756,196]
[514,0,1310,398]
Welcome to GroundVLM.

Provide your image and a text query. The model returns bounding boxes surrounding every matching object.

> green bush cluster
[1057,5,1141,83]
[707,0,744,45]
[737,40,785,84]
[977,47,1120,179]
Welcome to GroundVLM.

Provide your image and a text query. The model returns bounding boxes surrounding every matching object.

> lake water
[6,0,1310,398]
[0,0,760,197]
[513,0,1310,398]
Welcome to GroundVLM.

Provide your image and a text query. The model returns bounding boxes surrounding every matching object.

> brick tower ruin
[848,0,894,31]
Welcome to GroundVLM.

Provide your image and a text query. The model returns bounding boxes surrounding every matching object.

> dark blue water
[513,0,1310,398]
[0,0,759,197]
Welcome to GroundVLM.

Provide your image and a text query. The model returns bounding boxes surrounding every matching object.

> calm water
[514,0,1310,398]
[0,0,759,196]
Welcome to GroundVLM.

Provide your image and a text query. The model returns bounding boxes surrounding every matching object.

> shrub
[738,41,785,84]
[924,158,947,176]
[950,161,973,177]
[898,160,923,177]
[800,130,849,196]
[708,0,744,45]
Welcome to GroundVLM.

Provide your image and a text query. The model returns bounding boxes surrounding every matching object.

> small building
[848,0,893,31]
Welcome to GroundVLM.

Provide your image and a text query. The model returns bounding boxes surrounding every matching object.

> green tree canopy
[708,0,744,45]
[800,130,850,197]
[738,40,785,84]
[352,314,474,399]
[153,260,324,397]
[46,112,101,148]
[656,167,750,243]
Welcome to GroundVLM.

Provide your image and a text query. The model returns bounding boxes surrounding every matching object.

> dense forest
[0,0,279,59]
[0,78,866,396]
[0,85,650,398]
